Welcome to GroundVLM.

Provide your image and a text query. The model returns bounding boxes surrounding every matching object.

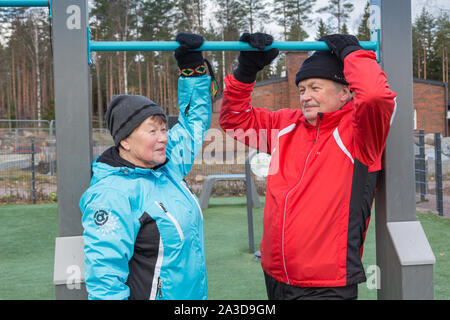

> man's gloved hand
[234,32,279,84]
[174,32,205,75]
[319,34,362,62]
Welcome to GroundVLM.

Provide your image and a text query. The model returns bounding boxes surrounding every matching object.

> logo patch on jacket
[93,209,120,236]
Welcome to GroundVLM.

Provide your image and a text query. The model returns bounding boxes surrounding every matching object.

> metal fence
[0,120,56,203]
[414,130,450,216]
[0,120,114,204]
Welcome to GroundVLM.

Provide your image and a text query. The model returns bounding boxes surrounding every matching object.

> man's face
[298,78,350,126]
[120,116,168,168]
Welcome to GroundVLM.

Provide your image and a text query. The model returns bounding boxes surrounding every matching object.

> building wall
[413,79,447,136]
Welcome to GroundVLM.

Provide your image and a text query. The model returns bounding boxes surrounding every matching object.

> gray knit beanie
[105,95,167,146]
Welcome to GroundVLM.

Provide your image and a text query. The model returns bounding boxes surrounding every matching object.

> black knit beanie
[105,95,167,146]
[295,51,348,86]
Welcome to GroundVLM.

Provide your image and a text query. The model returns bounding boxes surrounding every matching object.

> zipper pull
[314,114,322,144]
[157,277,162,298]
[182,179,194,194]
[157,202,168,213]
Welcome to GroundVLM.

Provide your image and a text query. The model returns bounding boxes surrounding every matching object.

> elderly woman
[79,33,211,300]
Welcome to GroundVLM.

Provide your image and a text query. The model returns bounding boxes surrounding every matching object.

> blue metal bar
[89,40,379,52]
[0,0,49,7]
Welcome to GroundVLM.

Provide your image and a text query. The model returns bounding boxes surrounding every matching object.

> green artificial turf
[203,197,267,299]
[0,203,58,299]
[0,199,448,300]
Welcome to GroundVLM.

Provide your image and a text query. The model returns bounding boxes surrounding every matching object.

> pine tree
[285,0,316,41]
[431,12,449,83]
[215,0,246,75]
[317,0,354,33]
[341,23,349,35]
[413,8,436,80]
[357,1,370,41]
[273,0,289,40]
[240,0,270,34]
[315,18,333,40]
[175,0,196,33]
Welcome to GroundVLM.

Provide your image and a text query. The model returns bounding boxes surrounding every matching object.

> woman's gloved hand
[174,33,205,77]
[233,32,279,83]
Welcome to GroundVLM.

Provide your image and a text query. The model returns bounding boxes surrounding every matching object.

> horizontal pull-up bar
[0,0,49,7]
[89,40,378,53]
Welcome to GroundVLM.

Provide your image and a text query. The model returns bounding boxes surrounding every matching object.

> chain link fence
[0,120,56,203]
[414,130,450,216]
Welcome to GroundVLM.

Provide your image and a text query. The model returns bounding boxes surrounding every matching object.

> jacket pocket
[154,201,185,241]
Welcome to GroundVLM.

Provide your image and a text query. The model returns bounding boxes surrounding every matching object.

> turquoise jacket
[79,75,211,300]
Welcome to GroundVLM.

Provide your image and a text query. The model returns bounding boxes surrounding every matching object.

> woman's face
[119,116,168,168]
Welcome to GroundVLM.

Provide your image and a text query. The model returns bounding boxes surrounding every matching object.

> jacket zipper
[180,180,203,220]
[149,238,164,300]
[281,115,322,285]
[155,201,185,241]
[156,277,163,299]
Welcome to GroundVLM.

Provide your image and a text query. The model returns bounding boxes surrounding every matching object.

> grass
[0,198,448,300]
[0,203,57,299]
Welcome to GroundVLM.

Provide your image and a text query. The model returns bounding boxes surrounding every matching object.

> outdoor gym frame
[1,0,436,300]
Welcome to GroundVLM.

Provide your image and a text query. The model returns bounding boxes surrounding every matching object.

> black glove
[174,33,205,76]
[320,34,362,62]
[234,32,279,84]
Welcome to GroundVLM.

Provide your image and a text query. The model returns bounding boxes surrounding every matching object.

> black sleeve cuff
[233,67,257,84]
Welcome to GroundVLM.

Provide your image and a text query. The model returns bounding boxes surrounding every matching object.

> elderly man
[219,33,397,300]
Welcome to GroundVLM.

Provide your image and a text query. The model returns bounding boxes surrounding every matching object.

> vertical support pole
[434,132,443,216]
[375,0,435,299]
[245,153,255,254]
[419,130,426,201]
[51,0,91,299]
[31,139,36,204]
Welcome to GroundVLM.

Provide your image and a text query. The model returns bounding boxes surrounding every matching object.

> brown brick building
[212,52,448,136]
[413,78,448,136]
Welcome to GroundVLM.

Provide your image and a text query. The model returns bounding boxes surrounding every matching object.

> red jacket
[219,50,397,287]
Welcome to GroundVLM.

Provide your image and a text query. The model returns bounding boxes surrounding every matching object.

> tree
[0,7,52,122]
[357,1,370,41]
[215,0,246,75]
[175,0,196,32]
[203,21,226,89]
[413,8,436,79]
[431,12,449,83]
[341,22,349,35]
[139,0,177,113]
[285,0,316,41]
[317,0,354,33]
[273,0,289,40]
[315,18,333,40]
[240,0,270,34]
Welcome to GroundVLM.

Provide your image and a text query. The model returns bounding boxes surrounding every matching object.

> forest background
[0,0,448,128]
